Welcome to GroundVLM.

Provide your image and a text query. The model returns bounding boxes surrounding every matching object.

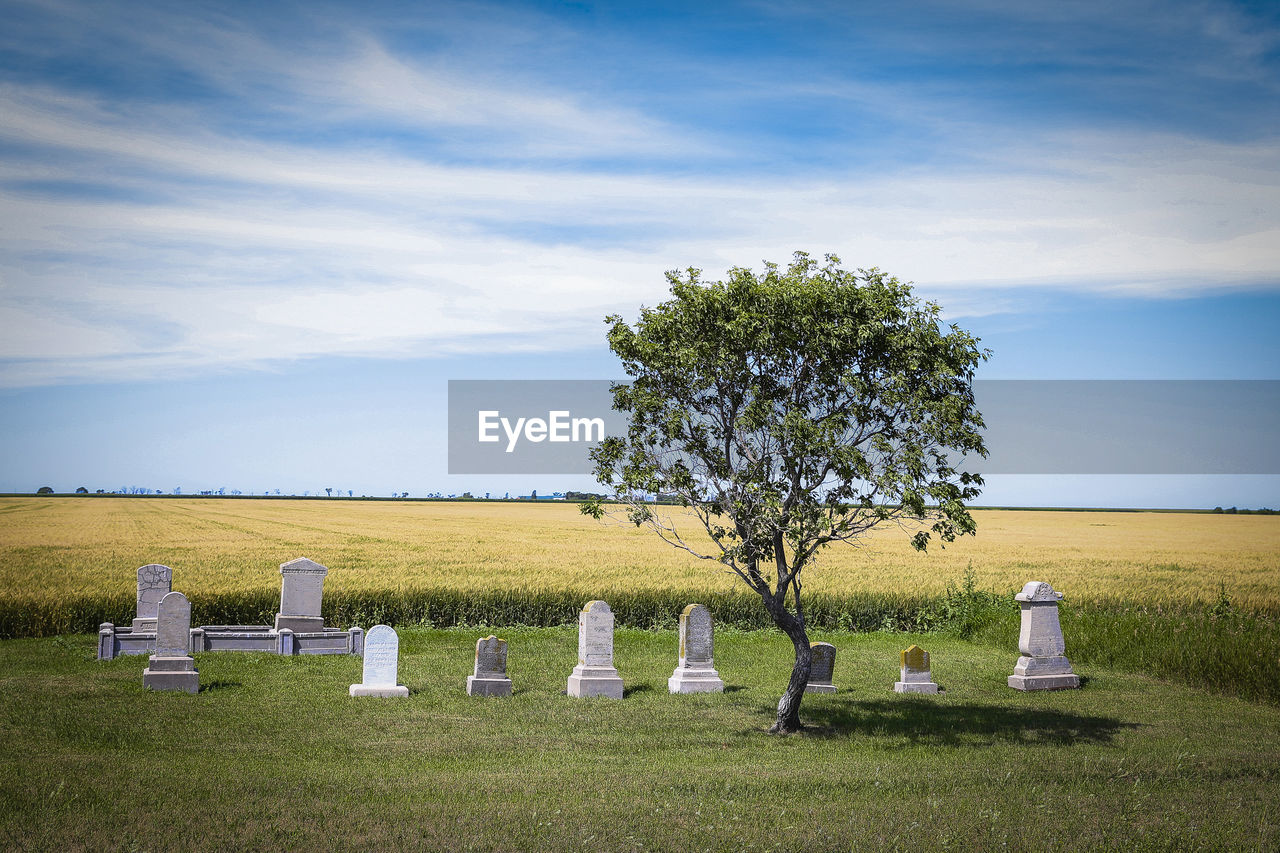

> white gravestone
[142,591,198,693]
[567,600,624,699]
[894,644,941,694]
[467,635,513,697]
[668,604,725,694]
[805,642,838,693]
[1008,581,1080,691]
[350,624,408,697]
[132,564,173,632]
[275,557,328,633]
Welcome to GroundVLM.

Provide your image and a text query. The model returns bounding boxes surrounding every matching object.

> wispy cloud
[1,0,1278,387]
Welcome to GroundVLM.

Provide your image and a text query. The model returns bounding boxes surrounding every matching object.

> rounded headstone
[155,591,191,657]
[362,624,399,688]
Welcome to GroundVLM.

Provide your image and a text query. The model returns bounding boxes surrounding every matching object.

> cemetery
[98,558,364,660]
[4,612,1278,851]
[102,557,1088,703]
[1,510,1276,850]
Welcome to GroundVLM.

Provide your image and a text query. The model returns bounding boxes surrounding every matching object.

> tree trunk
[765,599,812,734]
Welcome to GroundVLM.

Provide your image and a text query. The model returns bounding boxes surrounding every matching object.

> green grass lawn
[2,628,1277,852]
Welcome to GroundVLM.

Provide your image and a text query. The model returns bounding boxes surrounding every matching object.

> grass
[2,497,1278,609]
[2,626,1278,851]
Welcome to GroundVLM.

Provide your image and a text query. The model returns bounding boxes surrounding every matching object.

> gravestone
[275,557,328,633]
[132,564,173,632]
[894,644,941,694]
[668,603,725,694]
[567,600,624,699]
[805,642,837,693]
[349,624,408,697]
[467,635,513,697]
[1007,581,1080,691]
[142,591,198,693]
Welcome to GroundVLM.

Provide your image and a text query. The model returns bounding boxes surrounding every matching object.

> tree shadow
[723,685,748,694]
[750,698,1137,747]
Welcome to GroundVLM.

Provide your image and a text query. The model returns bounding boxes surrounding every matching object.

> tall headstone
[1008,581,1080,691]
[567,600,624,699]
[132,564,173,632]
[894,644,941,694]
[275,557,328,633]
[142,591,198,693]
[467,635,513,697]
[805,642,838,693]
[349,624,408,697]
[668,603,725,694]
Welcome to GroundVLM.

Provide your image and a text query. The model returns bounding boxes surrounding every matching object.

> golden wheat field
[1,496,1277,607]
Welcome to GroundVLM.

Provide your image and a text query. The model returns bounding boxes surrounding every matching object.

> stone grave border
[97,558,363,660]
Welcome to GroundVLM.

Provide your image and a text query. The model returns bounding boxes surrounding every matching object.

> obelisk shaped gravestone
[467,635,513,697]
[805,642,837,693]
[894,644,940,694]
[142,591,198,693]
[275,557,328,633]
[567,600,624,698]
[132,564,172,632]
[1008,581,1080,690]
[349,624,408,697]
[668,604,724,694]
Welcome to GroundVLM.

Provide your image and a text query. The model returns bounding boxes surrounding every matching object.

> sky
[0,0,1278,506]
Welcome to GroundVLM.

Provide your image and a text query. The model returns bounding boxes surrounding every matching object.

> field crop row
[0,497,1276,608]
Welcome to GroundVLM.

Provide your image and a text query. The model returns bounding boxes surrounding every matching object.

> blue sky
[1,0,1278,505]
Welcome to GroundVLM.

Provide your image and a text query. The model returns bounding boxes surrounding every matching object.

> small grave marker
[142,591,198,694]
[805,642,837,693]
[349,624,408,697]
[275,557,328,633]
[668,604,724,694]
[567,600,624,699]
[467,635,513,696]
[894,644,940,694]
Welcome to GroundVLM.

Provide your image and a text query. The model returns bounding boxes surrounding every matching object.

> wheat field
[1,497,1277,608]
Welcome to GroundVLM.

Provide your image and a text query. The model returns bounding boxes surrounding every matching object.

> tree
[582,253,988,733]
[36,486,54,495]
[75,486,88,494]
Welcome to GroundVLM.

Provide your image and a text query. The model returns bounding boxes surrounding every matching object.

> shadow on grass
[198,679,242,693]
[768,699,1137,746]
[623,684,654,698]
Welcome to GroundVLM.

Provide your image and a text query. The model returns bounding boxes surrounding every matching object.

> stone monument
[894,644,941,694]
[1008,581,1080,691]
[467,635,513,697]
[275,557,328,633]
[668,603,725,694]
[567,600,624,699]
[132,564,173,632]
[349,624,408,697]
[805,642,837,693]
[142,591,199,693]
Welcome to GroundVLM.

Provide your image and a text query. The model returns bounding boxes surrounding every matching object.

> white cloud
[1,3,1278,387]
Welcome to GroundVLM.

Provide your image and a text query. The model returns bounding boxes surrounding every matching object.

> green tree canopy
[583,252,988,732]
